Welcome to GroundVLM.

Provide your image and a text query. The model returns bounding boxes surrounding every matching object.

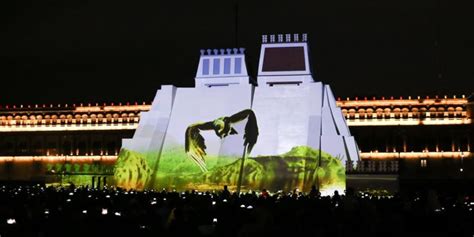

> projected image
[203,145,345,193]
[114,109,345,193]
[114,149,151,190]
[44,162,115,187]
[149,109,257,190]
[184,109,258,172]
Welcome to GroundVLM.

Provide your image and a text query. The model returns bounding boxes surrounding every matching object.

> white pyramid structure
[116,34,359,194]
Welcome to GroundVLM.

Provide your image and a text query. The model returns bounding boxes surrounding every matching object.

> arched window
[358,108,366,119]
[401,108,409,118]
[429,107,437,118]
[348,109,356,119]
[366,108,374,118]
[393,108,401,118]
[455,107,463,117]
[384,108,391,118]
[412,107,419,118]
[447,107,455,118]
[376,108,384,119]
[437,107,445,118]
[341,109,348,118]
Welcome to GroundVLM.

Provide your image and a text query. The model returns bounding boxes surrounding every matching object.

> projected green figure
[185,109,258,172]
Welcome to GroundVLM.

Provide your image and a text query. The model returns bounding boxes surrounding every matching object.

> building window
[234,58,242,74]
[202,59,209,75]
[420,159,427,168]
[213,59,220,75]
[224,58,231,74]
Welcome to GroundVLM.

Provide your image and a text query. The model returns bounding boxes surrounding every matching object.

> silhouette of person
[309,185,320,198]
[221,185,230,199]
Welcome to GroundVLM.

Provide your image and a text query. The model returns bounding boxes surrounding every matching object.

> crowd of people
[0,184,472,237]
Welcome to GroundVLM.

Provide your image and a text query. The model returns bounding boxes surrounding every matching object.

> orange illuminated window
[420,159,427,168]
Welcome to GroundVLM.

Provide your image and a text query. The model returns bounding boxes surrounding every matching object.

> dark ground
[0,185,472,236]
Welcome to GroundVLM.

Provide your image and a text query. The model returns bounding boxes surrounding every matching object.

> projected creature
[185,109,258,172]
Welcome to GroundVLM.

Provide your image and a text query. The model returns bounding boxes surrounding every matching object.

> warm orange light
[75,104,151,113]
[347,118,471,126]
[360,151,472,159]
[0,155,117,163]
[0,124,139,132]
[337,98,467,108]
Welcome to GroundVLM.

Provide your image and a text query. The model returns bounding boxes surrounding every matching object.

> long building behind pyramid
[116,34,359,195]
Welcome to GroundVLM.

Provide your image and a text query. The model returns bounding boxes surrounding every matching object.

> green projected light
[113,109,345,193]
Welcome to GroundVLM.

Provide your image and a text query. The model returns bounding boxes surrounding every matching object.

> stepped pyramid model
[115,34,359,195]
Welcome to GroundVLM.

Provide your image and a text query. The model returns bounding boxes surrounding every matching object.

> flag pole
[236,145,247,195]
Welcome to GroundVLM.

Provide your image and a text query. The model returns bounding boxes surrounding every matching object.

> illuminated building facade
[0,94,472,190]
[342,95,473,192]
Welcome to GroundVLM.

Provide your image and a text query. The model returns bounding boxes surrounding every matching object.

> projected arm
[185,122,214,172]
[229,109,259,154]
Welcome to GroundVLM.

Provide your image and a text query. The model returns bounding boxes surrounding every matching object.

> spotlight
[7,218,16,224]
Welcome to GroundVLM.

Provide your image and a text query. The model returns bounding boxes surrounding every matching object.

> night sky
[1,0,473,105]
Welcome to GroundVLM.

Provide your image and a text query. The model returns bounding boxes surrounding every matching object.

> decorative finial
[239,48,245,54]
[206,49,212,55]
[293,33,299,42]
[220,49,225,55]
[302,33,308,42]
[270,35,275,43]
[200,49,205,55]
[285,34,291,42]
[213,49,218,55]
[226,48,232,54]
[277,34,283,42]
[262,35,268,43]
[233,48,238,54]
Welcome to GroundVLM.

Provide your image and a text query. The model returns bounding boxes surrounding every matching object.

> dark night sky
[1,0,473,105]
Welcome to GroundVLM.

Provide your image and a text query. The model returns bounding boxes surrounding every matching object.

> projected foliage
[113,109,345,193]
[114,149,152,190]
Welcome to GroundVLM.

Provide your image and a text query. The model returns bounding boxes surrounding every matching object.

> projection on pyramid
[114,34,360,194]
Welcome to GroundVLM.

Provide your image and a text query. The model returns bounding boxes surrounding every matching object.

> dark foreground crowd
[0,185,472,237]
